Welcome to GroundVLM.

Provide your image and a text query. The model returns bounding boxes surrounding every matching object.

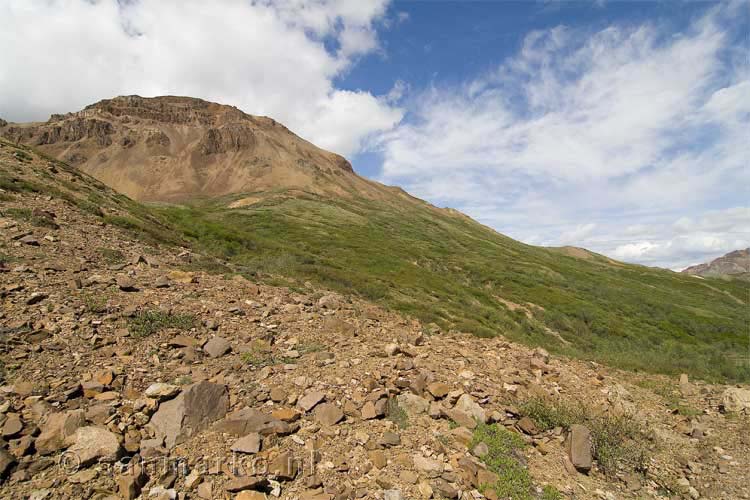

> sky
[1,0,748,270]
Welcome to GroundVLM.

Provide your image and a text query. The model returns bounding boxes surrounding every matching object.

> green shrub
[470,423,532,499]
[128,310,195,338]
[385,398,409,429]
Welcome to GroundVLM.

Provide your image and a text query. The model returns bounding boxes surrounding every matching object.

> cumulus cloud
[0,0,403,156]
[375,3,749,269]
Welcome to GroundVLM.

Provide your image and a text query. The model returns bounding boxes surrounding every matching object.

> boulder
[314,403,344,426]
[231,433,261,454]
[67,426,122,466]
[203,336,231,358]
[396,394,429,416]
[35,409,85,455]
[567,424,592,473]
[144,383,181,401]
[413,455,444,478]
[722,387,750,414]
[0,449,16,480]
[149,381,228,449]
[427,382,451,399]
[297,391,326,412]
[454,394,486,423]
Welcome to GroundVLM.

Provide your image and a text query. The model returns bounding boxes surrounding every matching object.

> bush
[128,310,195,338]
[519,397,648,476]
[470,423,532,499]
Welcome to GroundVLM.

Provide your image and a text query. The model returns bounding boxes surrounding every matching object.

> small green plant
[98,247,126,264]
[540,485,564,500]
[385,397,409,429]
[82,293,108,314]
[2,207,58,228]
[296,342,324,355]
[470,423,532,499]
[12,150,32,162]
[241,340,276,367]
[175,375,193,386]
[128,310,195,339]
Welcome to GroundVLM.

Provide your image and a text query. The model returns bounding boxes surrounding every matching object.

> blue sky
[1,0,748,269]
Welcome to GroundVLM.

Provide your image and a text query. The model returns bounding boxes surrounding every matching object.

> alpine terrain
[0,97,748,500]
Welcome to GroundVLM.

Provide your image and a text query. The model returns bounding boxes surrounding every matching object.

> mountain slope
[156,193,750,381]
[4,141,750,500]
[682,248,750,280]
[3,97,749,382]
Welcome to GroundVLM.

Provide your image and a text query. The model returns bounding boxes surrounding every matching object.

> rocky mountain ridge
[682,249,750,280]
[0,96,407,204]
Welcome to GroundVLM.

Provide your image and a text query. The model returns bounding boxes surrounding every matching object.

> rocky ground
[1,141,749,500]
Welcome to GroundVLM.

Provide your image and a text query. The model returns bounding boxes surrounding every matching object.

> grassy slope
[3,138,746,381]
[155,192,750,382]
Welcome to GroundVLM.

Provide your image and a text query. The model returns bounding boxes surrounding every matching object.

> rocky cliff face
[0,96,381,202]
[682,248,750,279]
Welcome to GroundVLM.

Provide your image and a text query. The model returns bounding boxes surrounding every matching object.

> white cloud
[375,3,749,269]
[0,0,402,157]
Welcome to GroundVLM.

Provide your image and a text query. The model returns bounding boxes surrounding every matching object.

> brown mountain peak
[1,95,364,202]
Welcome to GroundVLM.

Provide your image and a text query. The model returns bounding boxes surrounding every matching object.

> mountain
[682,248,750,280]
[0,95,411,204]
[3,139,750,500]
[3,97,749,383]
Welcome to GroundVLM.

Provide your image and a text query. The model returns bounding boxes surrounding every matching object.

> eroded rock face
[1,95,367,203]
[149,381,229,449]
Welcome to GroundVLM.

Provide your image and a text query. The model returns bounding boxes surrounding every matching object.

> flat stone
[269,452,298,481]
[224,475,268,492]
[444,408,477,429]
[380,431,401,447]
[2,414,23,438]
[143,382,179,400]
[315,403,344,426]
[231,433,261,454]
[297,391,326,412]
[517,416,538,435]
[116,275,138,291]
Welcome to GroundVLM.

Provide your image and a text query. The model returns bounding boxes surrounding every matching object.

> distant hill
[682,248,750,280]
[3,97,749,382]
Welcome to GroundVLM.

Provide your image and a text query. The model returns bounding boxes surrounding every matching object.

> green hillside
[3,138,747,382]
[155,191,750,382]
